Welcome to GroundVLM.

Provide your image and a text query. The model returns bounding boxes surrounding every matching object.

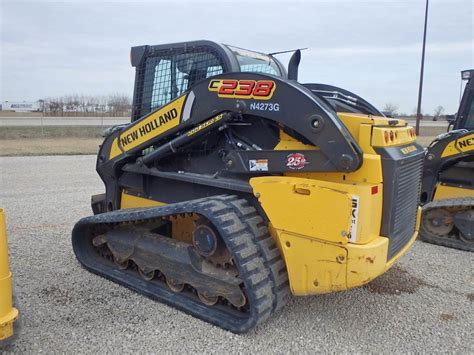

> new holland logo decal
[120,108,178,147]
[110,95,186,158]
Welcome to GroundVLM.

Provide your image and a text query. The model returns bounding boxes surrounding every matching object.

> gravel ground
[0,155,472,353]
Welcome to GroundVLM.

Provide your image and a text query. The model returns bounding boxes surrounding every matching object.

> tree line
[41,94,132,117]
[382,103,448,121]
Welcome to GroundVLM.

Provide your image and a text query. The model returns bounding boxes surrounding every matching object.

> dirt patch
[364,265,431,295]
[440,313,456,321]
[467,293,474,302]
[0,138,101,156]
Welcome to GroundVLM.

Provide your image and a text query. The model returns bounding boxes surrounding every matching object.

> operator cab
[129,40,383,121]
[452,69,474,131]
[130,40,286,121]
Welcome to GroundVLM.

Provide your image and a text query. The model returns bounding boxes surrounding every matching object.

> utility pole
[416,0,429,135]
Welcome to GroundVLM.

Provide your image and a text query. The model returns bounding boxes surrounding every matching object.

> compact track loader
[0,209,19,347]
[72,41,424,332]
[419,69,474,251]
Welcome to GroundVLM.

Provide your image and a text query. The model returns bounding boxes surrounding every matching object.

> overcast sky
[1,0,472,114]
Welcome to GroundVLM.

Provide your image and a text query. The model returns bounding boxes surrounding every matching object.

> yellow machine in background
[0,209,19,347]
[419,70,474,251]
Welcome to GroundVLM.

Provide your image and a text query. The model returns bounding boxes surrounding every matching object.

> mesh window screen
[134,47,226,119]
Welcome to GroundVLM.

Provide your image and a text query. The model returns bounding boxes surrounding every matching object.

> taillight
[384,131,390,143]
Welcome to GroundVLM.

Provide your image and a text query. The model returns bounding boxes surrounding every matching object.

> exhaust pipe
[288,49,301,81]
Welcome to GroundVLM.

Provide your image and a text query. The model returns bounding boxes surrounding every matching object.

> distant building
[0,101,43,112]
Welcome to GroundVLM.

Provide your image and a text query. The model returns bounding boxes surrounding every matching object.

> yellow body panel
[109,137,121,160]
[275,131,319,151]
[441,132,474,158]
[120,191,165,209]
[250,177,352,244]
[250,177,421,295]
[371,126,417,147]
[338,113,415,147]
[250,113,421,295]
[433,184,474,200]
[279,233,348,294]
[0,209,18,343]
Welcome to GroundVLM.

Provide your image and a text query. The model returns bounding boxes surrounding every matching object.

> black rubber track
[212,196,290,312]
[419,198,473,252]
[72,195,288,333]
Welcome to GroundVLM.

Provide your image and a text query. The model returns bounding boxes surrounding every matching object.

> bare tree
[45,97,64,116]
[432,105,445,121]
[43,94,131,116]
[108,94,131,117]
[382,103,399,117]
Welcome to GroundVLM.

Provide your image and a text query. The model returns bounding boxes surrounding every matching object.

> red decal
[218,80,238,95]
[286,153,308,170]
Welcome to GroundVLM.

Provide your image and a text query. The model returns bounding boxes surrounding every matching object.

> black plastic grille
[382,152,424,259]
[133,48,226,121]
[389,157,423,257]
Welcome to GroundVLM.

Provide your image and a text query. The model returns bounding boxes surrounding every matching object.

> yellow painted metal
[0,209,18,343]
[253,113,418,293]
[120,191,165,209]
[274,131,318,151]
[433,184,474,200]
[292,154,383,185]
[276,114,417,186]
[251,176,383,245]
[371,126,417,147]
[441,132,474,158]
[108,137,121,160]
[250,175,421,295]
[346,222,419,289]
[337,113,414,148]
[279,232,348,294]
[250,177,352,244]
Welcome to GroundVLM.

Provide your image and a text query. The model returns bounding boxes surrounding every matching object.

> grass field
[0,138,102,156]
[0,125,443,156]
[0,126,104,156]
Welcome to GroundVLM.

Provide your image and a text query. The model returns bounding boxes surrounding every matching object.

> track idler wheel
[193,222,232,266]
[193,224,218,257]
